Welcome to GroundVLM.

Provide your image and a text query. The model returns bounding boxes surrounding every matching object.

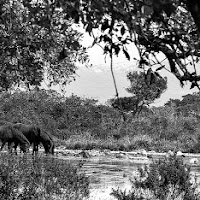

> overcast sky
[63,31,198,106]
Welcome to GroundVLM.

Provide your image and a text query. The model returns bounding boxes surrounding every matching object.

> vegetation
[111,154,200,200]
[0,0,89,91]
[0,89,200,153]
[1,1,200,91]
[48,0,200,89]
[0,154,89,200]
[109,70,167,116]
[1,1,200,200]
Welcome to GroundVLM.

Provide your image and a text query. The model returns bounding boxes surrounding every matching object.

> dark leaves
[145,68,155,85]
[123,48,130,60]
[168,58,176,73]
[163,3,176,17]
[156,66,165,71]
[121,26,125,36]
[190,81,198,89]
[101,19,109,31]
[58,48,68,61]
[70,9,79,23]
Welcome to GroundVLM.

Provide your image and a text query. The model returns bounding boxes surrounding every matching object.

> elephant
[0,124,30,153]
[12,123,41,155]
[0,121,54,155]
[13,123,55,155]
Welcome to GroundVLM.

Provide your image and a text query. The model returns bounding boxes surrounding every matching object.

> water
[54,150,200,200]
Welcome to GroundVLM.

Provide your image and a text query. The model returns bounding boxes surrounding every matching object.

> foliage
[0,89,200,152]
[111,154,200,200]
[1,0,200,90]
[41,0,200,88]
[165,92,200,115]
[109,70,167,116]
[0,89,120,138]
[0,0,88,91]
[0,154,89,200]
[126,70,167,104]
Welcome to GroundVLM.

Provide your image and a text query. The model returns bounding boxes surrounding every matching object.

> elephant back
[13,123,41,143]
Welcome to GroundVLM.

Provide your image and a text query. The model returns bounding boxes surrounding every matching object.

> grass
[0,153,89,200]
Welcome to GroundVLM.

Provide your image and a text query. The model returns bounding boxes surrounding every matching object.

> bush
[111,154,200,200]
[0,154,89,200]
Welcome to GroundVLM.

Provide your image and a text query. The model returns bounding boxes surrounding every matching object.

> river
[54,149,200,200]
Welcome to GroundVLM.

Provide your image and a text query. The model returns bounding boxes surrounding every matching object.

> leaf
[169,58,176,73]
[101,19,109,31]
[145,68,154,85]
[163,4,176,17]
[190,82,198,89]
[121,26,125,36]
[103,35,112,43]
[104,45,110,54]
[58,48,68,61]
[135,25,142,35]
[70,9,79,23]
[113,45,120,56]
[154,71,163,79]
[142,5,153,16]
[123,48,130,60]
[156,66,165,71]
[144,0,153,6]
[86,23,93,34]
[139,59,149,66]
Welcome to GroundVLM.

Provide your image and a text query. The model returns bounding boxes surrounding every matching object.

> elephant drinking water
[0,124,30,153]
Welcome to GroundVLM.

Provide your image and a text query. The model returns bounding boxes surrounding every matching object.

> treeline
[0,89,200,152]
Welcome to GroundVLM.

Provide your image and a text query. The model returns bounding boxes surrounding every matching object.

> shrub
[0,154,89,200]
[111,154,200,200]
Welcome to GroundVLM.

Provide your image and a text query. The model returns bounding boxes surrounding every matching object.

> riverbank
[53,147,200,200]
[54,146,200,165]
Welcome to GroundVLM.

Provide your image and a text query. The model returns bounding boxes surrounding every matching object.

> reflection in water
[56,154,200,200]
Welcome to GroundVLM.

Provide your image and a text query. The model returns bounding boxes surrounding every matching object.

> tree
[0,0,88,91]
[3,0,200,92]
[46,0,200,89]
[165,92,200,115]
[110,70,167,116]
[109,96,148,117]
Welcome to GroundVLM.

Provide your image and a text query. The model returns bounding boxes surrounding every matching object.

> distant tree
[109,96,149,117]
[110,70,167,116]
[165,92,200,115]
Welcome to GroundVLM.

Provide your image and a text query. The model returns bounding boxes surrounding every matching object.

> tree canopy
[45,0,200,89]
[1,0,200,94]
[110,70,167,115]
[0,0,88,91]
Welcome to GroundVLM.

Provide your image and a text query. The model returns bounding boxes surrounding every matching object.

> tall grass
[0,153,89,200]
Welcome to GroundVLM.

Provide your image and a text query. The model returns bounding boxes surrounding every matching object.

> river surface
[54,149,200,200]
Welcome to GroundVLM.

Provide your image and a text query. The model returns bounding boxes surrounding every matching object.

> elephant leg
[7,142,13,154]
[32,143,38,155]
[13,142,18,155]
[0,141,6,151]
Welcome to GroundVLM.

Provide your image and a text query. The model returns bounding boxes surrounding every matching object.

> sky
[63,31,198,107]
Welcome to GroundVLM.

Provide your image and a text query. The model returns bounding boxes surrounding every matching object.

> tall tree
[110,70,167,116]
[0,0,88,91]
[46,0,200,89]
[126,70,167,104]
